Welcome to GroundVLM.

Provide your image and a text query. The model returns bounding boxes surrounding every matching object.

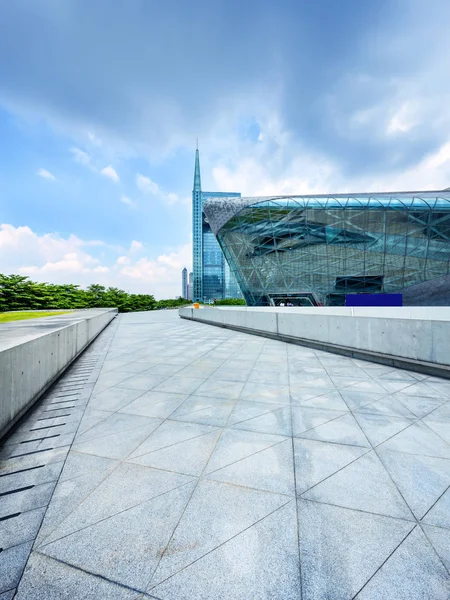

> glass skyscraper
[192,149,242,303]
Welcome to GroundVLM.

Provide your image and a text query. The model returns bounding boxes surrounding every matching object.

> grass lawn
[0,310,74,324]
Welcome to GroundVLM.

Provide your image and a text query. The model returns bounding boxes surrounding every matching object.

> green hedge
[0,274,188,313]
[213,298,246,306]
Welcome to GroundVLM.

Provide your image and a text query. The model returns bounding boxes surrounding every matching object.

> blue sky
[1,0,449,298]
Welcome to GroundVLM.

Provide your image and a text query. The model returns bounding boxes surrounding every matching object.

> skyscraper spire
[193,146,201,192]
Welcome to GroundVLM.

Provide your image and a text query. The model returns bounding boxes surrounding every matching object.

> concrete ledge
[179,306,450,379]
[0,308,118,439]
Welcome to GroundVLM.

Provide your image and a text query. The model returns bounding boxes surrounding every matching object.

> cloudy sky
[1,0,449,298]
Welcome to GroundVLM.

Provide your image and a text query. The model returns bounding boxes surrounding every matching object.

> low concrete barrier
[179,306,450,378]
[0,308,117,439]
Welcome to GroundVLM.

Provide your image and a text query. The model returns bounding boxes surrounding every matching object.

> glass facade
[204,192,450,306]
[192,149,243,302]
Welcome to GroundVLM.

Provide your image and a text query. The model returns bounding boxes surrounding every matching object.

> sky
[1,0,450,299]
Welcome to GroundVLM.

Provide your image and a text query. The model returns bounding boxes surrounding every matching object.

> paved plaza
[2,310,450,599]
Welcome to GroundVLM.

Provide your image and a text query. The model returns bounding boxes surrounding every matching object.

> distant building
[192,148,242,303]
[182,268,188,299]
[187,271,193,301]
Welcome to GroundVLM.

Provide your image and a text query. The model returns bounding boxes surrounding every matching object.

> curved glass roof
[204,191,450,236]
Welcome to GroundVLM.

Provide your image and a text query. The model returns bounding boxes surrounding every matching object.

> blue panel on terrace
[345,294,403,307]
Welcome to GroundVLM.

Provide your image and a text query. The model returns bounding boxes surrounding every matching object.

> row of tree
[0,274,189,313]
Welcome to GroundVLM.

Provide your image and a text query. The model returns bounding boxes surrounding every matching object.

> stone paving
[3,310,450,599]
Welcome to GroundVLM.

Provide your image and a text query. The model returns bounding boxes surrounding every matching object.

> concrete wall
[0,309,117,439]
[179,306,450,375]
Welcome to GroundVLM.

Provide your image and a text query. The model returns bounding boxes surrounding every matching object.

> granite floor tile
[298,500,414,600]
[248,369,290,385]
[75,413,161,443]
[35,456,119,545]
[295,391,349,411]
[0,461,63,494]
[116,373,168,391]
[208,368,251,382]
[227,399,287,425]
[290,374,336,389]
[0,507,46,550]
[379,421,450,459]
[353,412,415,447]
[378,380,417,394]
[207,438,295,496]
[293,438,368,494]
[355,395,417,419]
[72,420,162,460]
[191,379,244,400]
[291,406,347,437]
[0,446,69,476]
[396,382,447,399]
[240,382,291,404]
[422,488,450,529]
[170,402,236,427]
[422,402,450,423]
[152,376,205,395]
[339,390,387,411]
[41,463,194,544]
[128,420,219,458]
[150,501,300,600]
[354,527,449,599]
[347,380,390,394]
[422,524,450,572]
[303,451,414,520]
[222,359,258,371]
[15,552,141,599]
[0,542,33,594]
[94,371,138,388]
[0,590,15,600]
[128,430,221,476]
[118,391,188,419]
[40,483,195,591]
[205,428,286,473]
[150,479,290,586]
[390,393,447,419]
[375,369,424,382]
[298,412,370,447]
[231,406,292,436]
[145,363,186,376]
[176,366,219,379]
[423,379,450,396]
[422,419,450,444]
[1,481,56,516]
[378,449,450,519]
[90,386,148,412]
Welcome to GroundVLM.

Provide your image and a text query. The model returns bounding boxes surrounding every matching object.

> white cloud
[136,173,160,195]
[120,195,137,208]
[87,131,102,146]
[36,168,56,181]
[387,103,417,135]
[0,223,191,299]
[101,165,120,183]
[70,147,92,166]
[130,240,143,253]
[93,266,110,273]
[136,173,184,205]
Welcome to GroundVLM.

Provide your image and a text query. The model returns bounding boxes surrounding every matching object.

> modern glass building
[192,149,242,302]
[203,191,450,306]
